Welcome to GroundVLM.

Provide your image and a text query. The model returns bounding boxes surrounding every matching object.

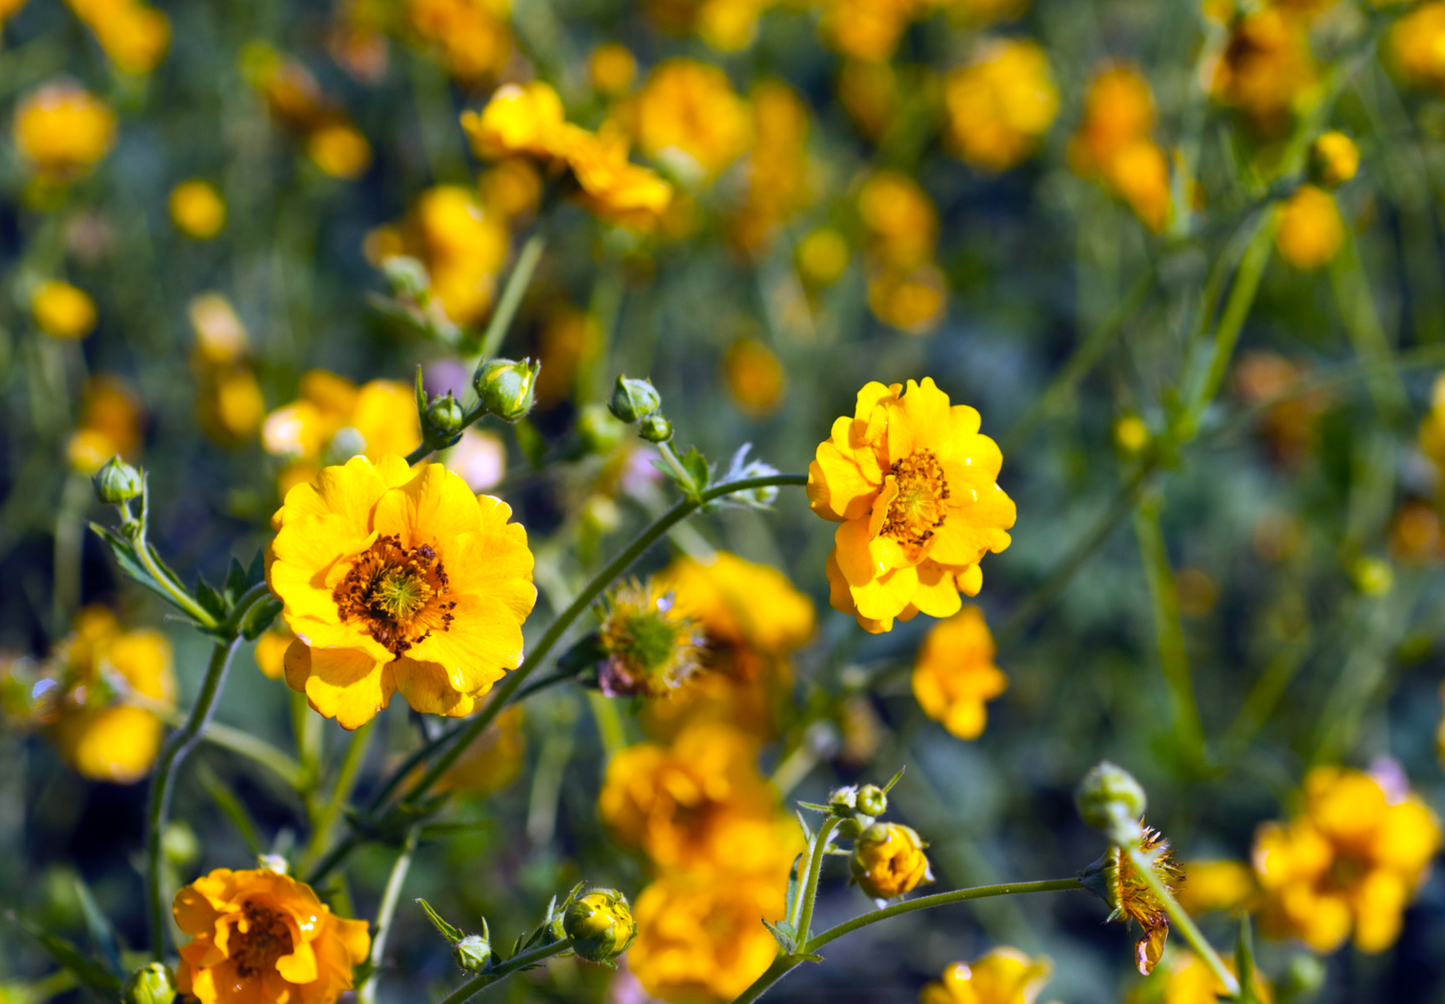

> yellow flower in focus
[406,0,512,85]
[435,705,526,795]
[912,606,1007,740]
[307,123,372,179]
[599,721,791,874]
[944,39,1058,172]
[591,42,638,95]
[68,376,143,474]
[14,81,117,182]
[1309,131,1359,189]
[1252,766,1441,953]
[1275,184,1343,270]
[174,866,369,1004]
[919,949,1052,1004]
[41,607,175,784]
[1174,860,1256,916]
[1208,11,1316,134]
[723,339,785,415]
[851,821,933,900]
[170,180,227,239]
[809,379,1015,633]
[267,455,537,728]
[1390,2,1445,90]
[630,60,751,182]
[1125,951,1272,1004]
[32,281,97,339]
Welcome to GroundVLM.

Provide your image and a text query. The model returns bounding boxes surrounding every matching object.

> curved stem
[143,699,305,788]
[132,531,220,633]
[732,878,1082,1004]
[791,816,840,942]
[358,827,419,1004]
[470,231,547,368]
[303,721,376,874]
[146,636,242,958]
[438,939,572,1004]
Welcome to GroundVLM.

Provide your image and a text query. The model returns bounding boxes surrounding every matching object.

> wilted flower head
[1081,824,1183,975]
[597,579,705,697]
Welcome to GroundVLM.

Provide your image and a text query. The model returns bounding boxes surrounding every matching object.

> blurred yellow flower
[406,0,512,85]
[189,293,249,366]
[809,378,1015,633]
[1125,950,1272,1004]
[867,264,948,335]
[32,280,97,339]
[820,0,917,63]
[174,865,369,1004]
[245,45,371,180]
[919,949,1052,1004]
[14,81,117,182]
[254,625,294,680]
[851,821,933,899]
[1175,860,1256,915]
[912,606,1007,740]
[1275,184,1343,270]
[478,157,544,222]
[66,0,170,75]
[1252,766,1441,952]
[1309,131,1359,189]
[600,722,792,874]
[1070,65,1170,231]
[694,0,771,50]
[1208,11,1316,133]
[261,372,422,468]
[267,455,536,728]
[591,42,638,94]
[535,305,602,407]
[723,338,785,415]
[730,80,811,255]
[0,0,26,20]
[37,607,175,785]
[1390,2,1445,90]
[1389,501,1442,564]
[597,579,705,698]
[859,171,937,271]
[797,227,851,287]
[944,39,1058,172]
[68,375,143,474]
[307,123,372,179]
[435,705,526,794]
[630,59,752,182]
[170,181,227,239]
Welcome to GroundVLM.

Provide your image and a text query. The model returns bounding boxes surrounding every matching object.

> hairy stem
[1125,844,1238,997]
[437,939,573,1004]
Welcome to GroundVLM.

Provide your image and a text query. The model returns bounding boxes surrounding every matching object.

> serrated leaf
[223,557,250,604]
[415,898,465,944]
[761,918,796,954]
[195,576,229,620]
[6,911,124,998]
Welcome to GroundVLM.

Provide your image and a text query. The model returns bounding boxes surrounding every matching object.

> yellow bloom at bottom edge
[920,949,1052,1004]
[174,866,368,1004]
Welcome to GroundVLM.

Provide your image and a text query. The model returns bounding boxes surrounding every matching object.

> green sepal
[762,918,797,955]
[238,598,282,641]
[416,898,465,945]
[1232,915,1259,1004]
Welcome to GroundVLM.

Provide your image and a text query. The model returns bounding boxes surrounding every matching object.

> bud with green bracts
[473,358,540,422]
[124,962,176,1004]
[453,933,492,973]
[638,413,673,444]
[425,392,466,438]
[609,375,661,424]
[1075,761,1147,845]
[563,888,637,964]
[93,456,142,505]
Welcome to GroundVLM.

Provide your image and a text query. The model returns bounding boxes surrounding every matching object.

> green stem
[470,231,547,368]
[146,636,242,958]
[437,939,573,1004]
[1186,216,1276,419]
[358,827,419,1004]
[144,699,305,788]
[303,721,376,874]
[791,816,841,942]
[1125,844,1238,997]
[1329,229,1407,422]
[732,879,1082,1004]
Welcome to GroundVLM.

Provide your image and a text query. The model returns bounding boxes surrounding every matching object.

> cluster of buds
[609,374,672,444]
[812,769,934,903]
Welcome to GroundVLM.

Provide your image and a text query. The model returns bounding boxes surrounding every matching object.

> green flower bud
[425,392,466,438]
[1282,952,1325,998]
[124,963,176,1004]
[473,358,539,423]
[1075,761,1147,844]
[609,375,661,424]
[578,404,628,455]
[93,456,142,505]
[453,933,492,973]
[563,888,636,964]
[382,255,430,301]
[828,786,858,814]
[638,413,673,444]
[855,784,888,817]
[162,822,199,866]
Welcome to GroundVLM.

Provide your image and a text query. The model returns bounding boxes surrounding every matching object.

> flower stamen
[334,534,457,656]
[231,900,294,979]
[881,449,950,548]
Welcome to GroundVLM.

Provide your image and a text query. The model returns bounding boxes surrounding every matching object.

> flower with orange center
[919,949,1053,1004]
[809,378,1015,633]
[266,454,536,729]
[1252,766,1441,953]
[943,39,1058,172]
[912,606,1007,740]
[173,866,369,1004]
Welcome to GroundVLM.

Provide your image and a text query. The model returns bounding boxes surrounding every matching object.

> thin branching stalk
[358,827,419,1004]
[436,939,573,1004]
[1124,844,1238,996]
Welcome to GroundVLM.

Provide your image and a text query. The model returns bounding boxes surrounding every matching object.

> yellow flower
[255,626,294,680]
[261,373,422,466]
[41,607,175,784]
[1070,65,1170,231]
[435,705,526,794]
[1085,824,1182,975]
[1208,11,1316,134]
[461,80,567,160]
[694,0,771,50]
[797,227,850,287]
[819,0,918,63]
[1309,131,1358,189]
[266,455,537,728]
[590,42,637,94]
[809,378,1015,633]
[478,157,544,222]
[14,81,116,181]
[32,280,97,339]
[597,578,705,697]
[851,821,933,899]
[67,375,143,474]
[867,264,948,335]
[919,949,1052,1004]
[630,59,752,181]
[912,606,1007,740]
[1125,951,1272,1004]
[245,46,370,180]
[1275,184,1343,270]
[944,39,1058,172]
[170,180,227,239]
[201,369,267,443]
[1390,1,1445,90]
[859,171,938,271]
[406,0,513,85]
[729,80,811,256]
[174,866,369,1004]
[599,721,791,874]
[189,293,250,365]
[307,123,372,179]
[1252,766,1441,952]
[67,0,170,75]
[723,338,785,415]
[1174,860,1256,916]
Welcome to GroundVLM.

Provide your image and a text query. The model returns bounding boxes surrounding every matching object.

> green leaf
[223,557,252,604]
[239,598,282,641]
[880,766,906,794]
[90,524,189,617]
[195,575,229,621]
[681,447,711,494]
[6,911,124,999]
[761,918,796,954]
[1232,915,1259,1004]
[416,898,465,945]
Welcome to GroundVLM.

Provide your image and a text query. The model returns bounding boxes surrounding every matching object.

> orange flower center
[881,450,950,547]
[334,534,457,656]
[232,900,294,979]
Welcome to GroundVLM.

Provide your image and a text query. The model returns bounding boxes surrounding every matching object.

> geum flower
[267,455,536,729]
[809,378,1015,633]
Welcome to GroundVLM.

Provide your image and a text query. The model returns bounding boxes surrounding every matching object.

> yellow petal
[298,647,395,730]
[393,657,480,717]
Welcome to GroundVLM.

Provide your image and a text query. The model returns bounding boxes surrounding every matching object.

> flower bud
[1351,556,1393,597]
[828,786,858,815]
[849,822,933,900]
[609,375,661,424]
[425,392,466,438]
[1308,131,1359,189]
[453,933,492,973]
[124,962,176,1004]
[855,784,888,817]
[1075,761,1147,844]
[93,456,142,505]
[1281,952,1326,999]
[563,888,637,963]
[382,255,430,301]
[473,358,540,423]
[638,413,673,444]
[577,404,628,455]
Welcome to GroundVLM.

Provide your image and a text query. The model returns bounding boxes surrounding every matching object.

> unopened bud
[638,414,673,444]
[453,933,492,973]
[1281,952,1326,999]
[609,375,661,424]
[563,888,637,963]
[473,358,539,423]
[855,784,887,817]
[850,822,932,900]
[1076,761,1147,844]
[1309,131,1359,189]
[93,456,142,505]
[124,963,176,1004]
[425,392,465,438]
[382,256,430,300]
[578,404,627,455]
